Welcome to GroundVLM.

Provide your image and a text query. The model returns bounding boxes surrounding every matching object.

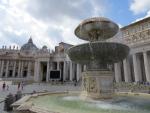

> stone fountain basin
[67,42,129,64]
[13,92,150,113]
[75,17,119,41]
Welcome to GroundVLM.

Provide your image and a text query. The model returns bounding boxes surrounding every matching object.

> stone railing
[113,82,150,93]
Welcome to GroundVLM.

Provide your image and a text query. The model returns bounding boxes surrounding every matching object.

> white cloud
[0,0,107,50]
[135,10,150,22]
[130,0,150,15]
[118,24,123,28]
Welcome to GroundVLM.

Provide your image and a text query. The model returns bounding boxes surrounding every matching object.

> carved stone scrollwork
[146,29,150,35]
[88,30,99,41]
[126,38,131,43]
[139,32,145,39]
[83,77,87,91]
[89,77,97,93]
[132,35,138,41]
[83,76,98,93]
[125,29,150,44]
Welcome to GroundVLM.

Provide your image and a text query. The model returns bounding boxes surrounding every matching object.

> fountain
[12,17,150,113]
[67,17,129,99]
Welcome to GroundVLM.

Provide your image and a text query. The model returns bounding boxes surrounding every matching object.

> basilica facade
[1,17,150,83]
[0,38,82,82]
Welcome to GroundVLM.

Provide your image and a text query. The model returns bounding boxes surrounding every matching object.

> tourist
[74,80,77,86]
[2,82,6,91]
[18,82,21,90]
[21,81,24,90]
[6,85,9,91]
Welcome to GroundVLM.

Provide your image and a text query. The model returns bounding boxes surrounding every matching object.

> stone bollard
[4,93,14,111]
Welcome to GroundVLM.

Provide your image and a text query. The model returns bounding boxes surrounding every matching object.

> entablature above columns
[130,43,150,54]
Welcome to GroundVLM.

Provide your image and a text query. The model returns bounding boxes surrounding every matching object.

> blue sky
[0,0,150,49]
[106,0,148,26]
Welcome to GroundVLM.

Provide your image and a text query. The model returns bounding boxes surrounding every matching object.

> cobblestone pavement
[0,81,81,113]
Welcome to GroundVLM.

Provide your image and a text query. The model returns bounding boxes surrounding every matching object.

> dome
[42,45,47,49]
[21,38,38,51]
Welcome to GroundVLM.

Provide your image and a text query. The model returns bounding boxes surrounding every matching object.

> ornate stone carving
[83,73,98,93]
[83,77,87,91]
[82,71,113,99]
[89,77,97,93]
[125,29,150,44]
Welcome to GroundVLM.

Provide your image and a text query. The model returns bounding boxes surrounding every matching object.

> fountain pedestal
[82,70,114,99]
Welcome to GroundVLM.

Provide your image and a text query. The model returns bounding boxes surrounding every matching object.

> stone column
[5,60,9,77]
[0,60,4,77]
[133,53,142,82]
[57,62,59,70]
[34,61,37,81]
[69,61,73,81]
[66,62,69,80]
[49,62,53,72]
[46,61,50,82]
[143,52,150,82]
[12,61,16,77]
[27,62,32,77]
[123,58,132,82]
[18,61,21,77]
[72,62,75,81]
[83,65,86,71]
[20,61,24,77]
[114,62,122,82]
[34,61,40,82]
[76,64,81,81]
[49,62,53,80]
[63,61,66,81]
[0,60,1,67]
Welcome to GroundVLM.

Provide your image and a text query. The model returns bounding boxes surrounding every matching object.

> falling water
[88,42,95,60]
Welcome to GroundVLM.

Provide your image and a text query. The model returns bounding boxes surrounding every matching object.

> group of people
[2,81,25,91]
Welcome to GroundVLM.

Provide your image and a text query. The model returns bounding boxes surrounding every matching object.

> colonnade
[34,60,82,82]
[0,60,32,78]
[114,51,150,83]
[50,61,82,82]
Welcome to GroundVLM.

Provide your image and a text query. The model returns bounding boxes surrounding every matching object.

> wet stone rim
[67,42,129,64]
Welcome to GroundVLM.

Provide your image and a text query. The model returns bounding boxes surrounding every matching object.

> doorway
[40,62,47,82]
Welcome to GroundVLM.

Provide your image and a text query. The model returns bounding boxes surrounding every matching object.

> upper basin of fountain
[75,17,119,41]
[67,42,129,64]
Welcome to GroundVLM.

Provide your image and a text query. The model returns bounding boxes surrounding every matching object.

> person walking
[2,82,6,91]
[21,81,24,90]
[18,82,20,90]
[6,84,9,91]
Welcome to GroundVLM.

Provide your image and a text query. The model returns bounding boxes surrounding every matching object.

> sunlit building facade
[113,17,150,83]
[1,17,150,83]
[0,38,82,82]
